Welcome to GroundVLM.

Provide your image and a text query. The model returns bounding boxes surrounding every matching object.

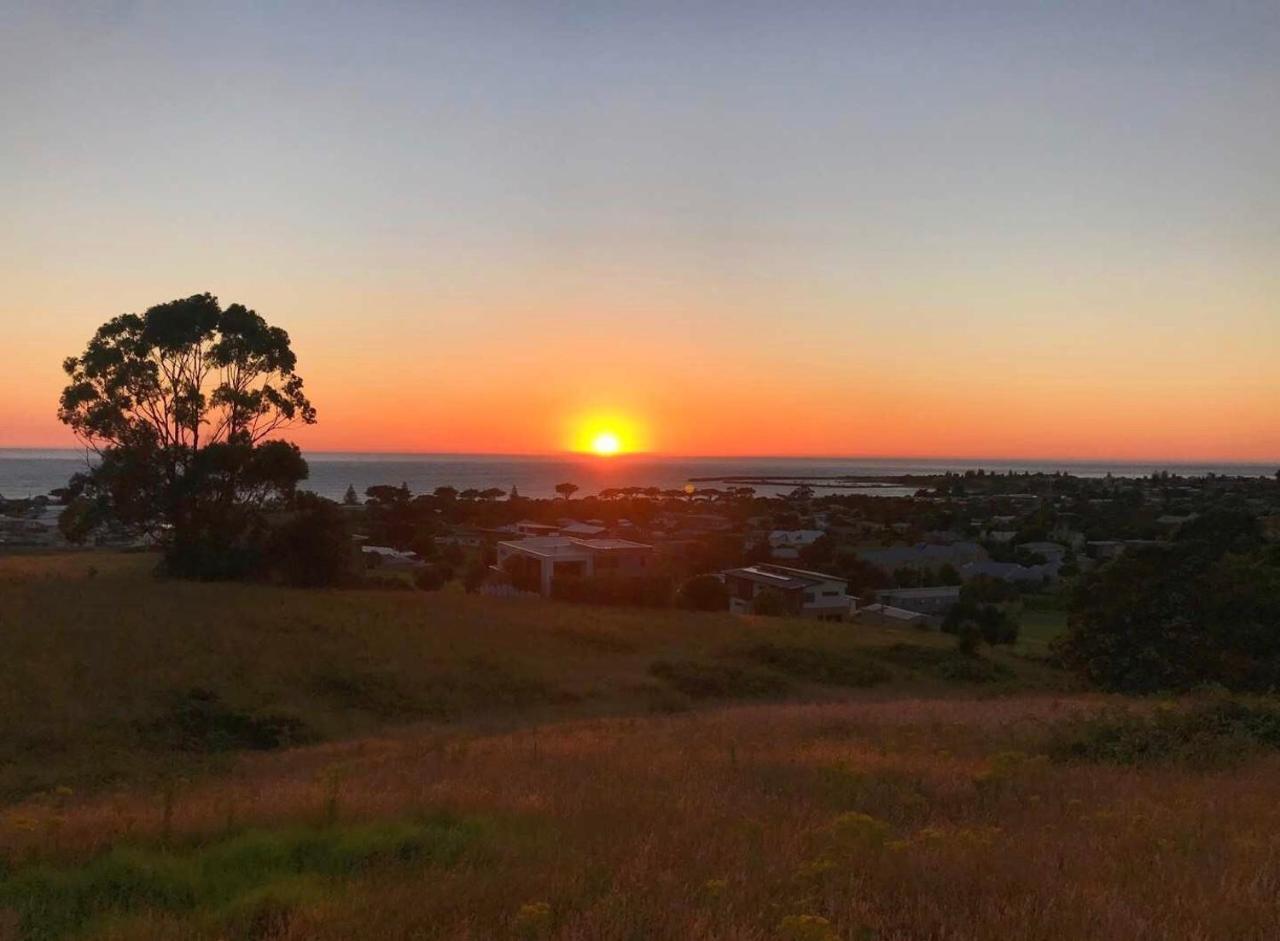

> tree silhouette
[57,293,316,575]
[555,482,579,500]
[343,484,359,505]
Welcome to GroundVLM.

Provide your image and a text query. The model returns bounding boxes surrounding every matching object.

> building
[1016,541,1068,564]
[855,542,987,572]
[495,536,654,597]
[854,603,930,628]
[767,529,825,560]
[959,559,1058,584]
[513,520,560,538]
[720,563,853,621]
[361,545,427,571]
[557,520,609,538]
[875,585,961,615]
[768,529,825,548]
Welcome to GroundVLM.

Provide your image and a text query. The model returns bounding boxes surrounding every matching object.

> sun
[591,431,621,456]
[567,412,645,455]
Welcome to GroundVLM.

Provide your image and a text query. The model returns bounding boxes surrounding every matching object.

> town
[14,468,1273,651]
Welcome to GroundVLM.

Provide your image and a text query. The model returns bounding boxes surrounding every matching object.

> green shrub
[866,644,1012,684]
[308,670,431,720]
[265,496,355,588]
[0,816,486,941]
[138,689,314,753]
[1057,514,1280,693]
[942,602,1020,645]
[648,659,789,699]
[676,574,730,611]
[415,565,447,591]
[1047,698,1280,768]
[743,644,889,688]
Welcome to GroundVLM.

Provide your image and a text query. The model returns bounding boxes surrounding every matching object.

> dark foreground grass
[0,814,489,941]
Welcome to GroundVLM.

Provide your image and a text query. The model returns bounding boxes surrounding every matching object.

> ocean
[1,450,1275,502]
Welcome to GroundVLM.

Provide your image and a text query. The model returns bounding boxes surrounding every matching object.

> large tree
[58,293,317,575]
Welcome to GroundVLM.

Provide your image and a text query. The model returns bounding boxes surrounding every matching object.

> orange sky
[3,278,1277,462]
[2,5,1278,463]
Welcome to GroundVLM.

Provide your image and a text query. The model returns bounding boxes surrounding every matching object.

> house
[361,545,427,571]
[875,585,961,615]
[495,536,654,597]
[720,563,853,621]
[767,530,825,560]
[557,520,609,539]
[854,603,930,628]
[769,529,824,548]
[855,542,987,573]
[1016,541,1068,564]
[959,559,1057,584]
[514,520,560,537]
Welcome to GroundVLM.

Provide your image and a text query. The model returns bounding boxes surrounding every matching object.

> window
[822,590,841,597]
[804,592,816,603]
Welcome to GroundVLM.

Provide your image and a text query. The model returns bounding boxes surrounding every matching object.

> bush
[648,659,790,699]
[415,566,447,591]
[462,558,490,594]
[942,602,1020,645]
[139,689,314,753]
[749,588,790,616]
[266,496,355,588]
[676,574,729,611]
[550,574,672,608]
[866,644,1012,684]
[743,644,889,688]
[1047,699,1280,768]
[1056,539,1280,692]
[0,817,486,941]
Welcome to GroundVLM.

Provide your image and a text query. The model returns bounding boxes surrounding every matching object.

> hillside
[0,553,1059,801]
[5,554,1278,940]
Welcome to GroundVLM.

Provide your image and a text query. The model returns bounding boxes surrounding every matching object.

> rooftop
[878,586,962,599]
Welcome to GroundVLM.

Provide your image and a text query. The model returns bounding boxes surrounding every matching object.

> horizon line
[1,446,1277,467]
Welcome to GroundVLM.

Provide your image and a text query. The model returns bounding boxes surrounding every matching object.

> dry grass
[5,553,1274,940]
[5,696,1280,940]
[0,552,1056,800]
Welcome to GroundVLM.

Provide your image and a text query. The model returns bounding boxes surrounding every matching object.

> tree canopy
[58,294,320,578]
[60,293,315,452]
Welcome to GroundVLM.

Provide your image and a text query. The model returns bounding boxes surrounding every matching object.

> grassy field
[3,554,1277,940]
[0,553,1058,801]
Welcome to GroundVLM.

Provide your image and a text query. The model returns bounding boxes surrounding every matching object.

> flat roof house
[496,536,654,597]
[875,585,961,615]
[720,563,853,621]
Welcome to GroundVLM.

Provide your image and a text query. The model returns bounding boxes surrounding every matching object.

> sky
[2,1,1278,460]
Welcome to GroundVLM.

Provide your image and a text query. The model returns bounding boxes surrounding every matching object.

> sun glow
[591,431,621,456]
[566,412,647,456]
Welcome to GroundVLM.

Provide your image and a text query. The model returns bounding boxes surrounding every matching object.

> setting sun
[591,431,621,456]
[566,412,648,456]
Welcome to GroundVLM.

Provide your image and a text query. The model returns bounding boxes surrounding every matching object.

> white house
[720,563,853,621]
[495,536,654,597]
[875,585,961,615]
[361,545,427,571]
